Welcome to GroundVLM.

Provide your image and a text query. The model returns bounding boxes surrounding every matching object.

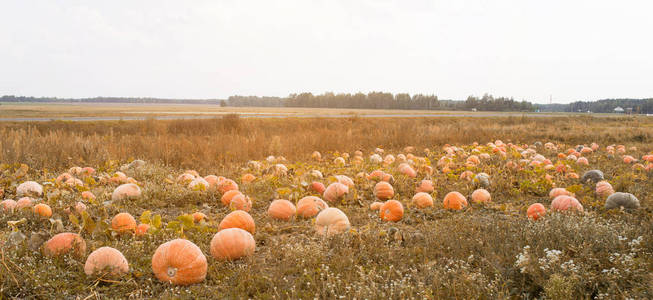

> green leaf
[166,221,180,230]
[152,215,162,229]
[140,210,152,224]
[69,214,80,227]
[81,211,96,234]
[177,214,194,229]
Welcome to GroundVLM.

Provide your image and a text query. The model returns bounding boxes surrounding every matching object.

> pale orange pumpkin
[84,247,129,278]
[135,223,150,236]
[309,181,326,195]
[527,203,546,220]
[415,180,434,193]
[33,203,52,218]
[268,199,296,221]
[219,210,255,234]
[55,172,73,184]
[380,200,404,222]
[43,232,86,258]
[398,163,417,178]
[551,195,584,212]
[459,171,475,181]
[81,191,96,201]
[241,173,256,184]
[296,196,328,218]
[210,228,256,261]
[152,239,207,285]
[443,192,468,210]
[373,182,394,201]
[323,182,349,203]
[75,201,87,214]
[192,212,207,223]
[218,179,239,194]
[315,208,351,236]
[229,193,252,212]
[65,177,84,187]
[595,181,614,198]
[16,181,43,197]
[1,199,17,212]
[221,190,243,206]
[111,213,137,234]
[335,175,355,188]
[412,192,434,208]
[111,183,141,201]
[369,201,383,210]
[471,189,491,203]
[16,197,34,209]
[549,188,572,200]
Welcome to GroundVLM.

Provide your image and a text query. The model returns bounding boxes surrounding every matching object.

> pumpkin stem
[167,267,177,277]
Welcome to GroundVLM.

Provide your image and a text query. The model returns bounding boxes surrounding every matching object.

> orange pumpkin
[219,210,255,234]
[323,182,349,202]
[241,173,256,184]
[296,196,328,218]
[81,191,96,201]
[459,171,475,181]
[1,199,17,212]
[380,200,404,222]
[135,223,150,236]
[268,199,296,221]
[111,183,141,201]
[33,203,52,218]
[84,247,129,278]
[16,197,34,209]
[443,192,468,210]
[221,190,243,206]
[43,232,86,258]
[595,181,614,198]
[369,201,383,210]
[415,180,434,193]
[315,207,351,236]
[152,239,207,285]
[373,182,394,201]
[217,179,239,194]
[192,212,207,223]
[210,228,256,261]
[111,213,137,234]
[367,170,386,181]
[551,195,584,212]
[309,182,326,195]
[412,192,434,208]
[55,172,73,184]
[397,163,417,178]
[471,189,491,203]
[527,203,546,220]
[229,193,252,212]
[335,175,355,188]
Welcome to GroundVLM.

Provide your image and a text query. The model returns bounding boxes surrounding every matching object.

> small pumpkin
[229,193,252,212]
[152,239,207,285]
[549,188,572,200]
[111,184,141,201]
[309,182,326,195]
[192,212,207,223]
[241,173,256,184]
[369,201,383,210]
[111,213,137,234]
[551,195,584,212]
[84,247,129,278]
[135,223,150,236]
[335,175,355,188]
[188,177,209,190]
[217,179,239,194]
[323,182,349,203]
[527,203,546,220]
[315,207,351,236]
[81,191,96,201]
[1,199,17,212]
[595,181,614,198]
[471,189,491,203]
[411,192,434,208]
[33,203,52,218]
[443,192,468,210]
[221,190,243,206]
[16,197,34,209]
[373,182,394,201]
[210,228,256,261]
[296,196,328,218]
[43,232,86,258]
[415,180,434,193]
[268,199,297,221]
[219,210,255,234]
[397,163,417,178]
[380,200,404,222]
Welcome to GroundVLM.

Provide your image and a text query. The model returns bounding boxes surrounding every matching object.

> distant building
[626,107,633,115]
[614,107,624,113]
[471,108,477,112]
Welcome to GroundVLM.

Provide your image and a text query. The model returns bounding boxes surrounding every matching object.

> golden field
[0,115,651,299]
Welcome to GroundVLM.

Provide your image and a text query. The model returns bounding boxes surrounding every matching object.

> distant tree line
[567,99,653,114]
[0,95,222,105]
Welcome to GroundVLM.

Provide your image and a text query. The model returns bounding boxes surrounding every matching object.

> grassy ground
[0,117,651,299]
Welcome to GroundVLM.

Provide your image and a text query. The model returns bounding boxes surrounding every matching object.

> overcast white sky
[1,0,652,103]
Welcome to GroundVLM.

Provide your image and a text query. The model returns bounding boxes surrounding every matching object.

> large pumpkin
[443,192,468,210]
[373,182,394,201]
[111,184,142,201]
[111,213,137,234]
[296,196,328,218]
[152,239,207,285]
[605,192,640,209]
[471,189,491,203]
[380,200,404,222]
[527,203,546,220]
[43,232,86,258]
[16,181,43,197]
[411,192,434,208]
[229,193,252,212]
[219,210,255,234]
[84,247,129,278]
[551,195,584,212]
[268,199,296,221]
[221,190,243,206]
[335,175,355,188]
[323,183,349,203]
[210,228,256,261]
[217,179,239,194]
[315,208,351,236]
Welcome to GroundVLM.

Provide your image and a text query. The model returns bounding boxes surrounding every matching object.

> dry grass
[0,116,651,299]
